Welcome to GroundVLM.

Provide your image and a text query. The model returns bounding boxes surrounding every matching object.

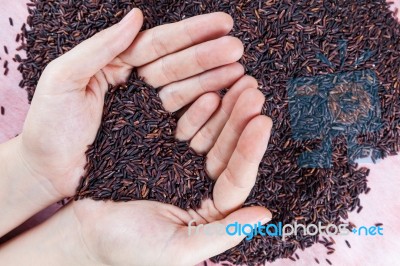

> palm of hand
[68,45,273,265]
[73,199,215,265]
[73,197,269,266]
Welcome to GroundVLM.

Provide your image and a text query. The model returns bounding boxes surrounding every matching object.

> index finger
[213,115,273,215]
[118,12,234,67]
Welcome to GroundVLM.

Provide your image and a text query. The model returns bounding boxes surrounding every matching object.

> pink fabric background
[0,1,399,265]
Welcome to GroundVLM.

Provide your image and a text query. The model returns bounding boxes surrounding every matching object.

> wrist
[0,204,102,266]
[0,136,62,237]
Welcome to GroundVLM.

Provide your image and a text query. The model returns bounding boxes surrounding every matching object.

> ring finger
[159,62,244,112]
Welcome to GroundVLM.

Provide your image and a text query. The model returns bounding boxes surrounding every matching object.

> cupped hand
[17,8,246,199]
[69,80,273,265]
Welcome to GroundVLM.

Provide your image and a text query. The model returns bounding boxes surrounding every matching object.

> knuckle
[151,28,168,57]
[160,57,176,83]
[171,88,186,110]
[194,46,207,71]
[213,144,229,165]
[43,59,70,82]
[175,124,190,141]
[200,125,217,143]
[224,168,246,189]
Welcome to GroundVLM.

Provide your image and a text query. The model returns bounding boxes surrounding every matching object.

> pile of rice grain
[16,0,400,264]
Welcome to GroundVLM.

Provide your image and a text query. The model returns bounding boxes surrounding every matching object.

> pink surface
[0,0,62,246]
[1,1,399,265]
[0,0,29,141]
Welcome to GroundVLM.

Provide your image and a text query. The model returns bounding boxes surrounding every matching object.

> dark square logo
[288,69,381,168]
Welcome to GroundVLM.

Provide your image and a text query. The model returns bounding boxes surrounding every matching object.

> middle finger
[137,36,244,88]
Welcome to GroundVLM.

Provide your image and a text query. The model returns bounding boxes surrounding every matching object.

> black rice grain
[15,54,21,63]
[16,0,400,265]
[75,72,213,210]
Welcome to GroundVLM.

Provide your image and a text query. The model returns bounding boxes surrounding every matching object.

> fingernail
[118,8,136,25]
[261,209,272,224]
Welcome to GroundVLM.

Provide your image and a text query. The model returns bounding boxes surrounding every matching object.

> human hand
[71,79,273,265]
[0,80,273,266]
[0,8,246,237]
[2,3,398,265]
[17,8,245,199]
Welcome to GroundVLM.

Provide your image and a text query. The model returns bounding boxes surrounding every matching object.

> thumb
[181,206,272,265]
[42,8,143,88]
